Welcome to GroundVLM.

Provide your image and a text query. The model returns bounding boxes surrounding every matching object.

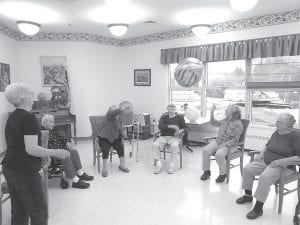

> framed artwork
[40,56,69,87]
[134,69,151,86]
[0,62,10,92]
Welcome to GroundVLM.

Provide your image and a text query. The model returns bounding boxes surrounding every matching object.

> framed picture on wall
[0,62,10,92]
[40,56,69,87]
[134,69,151,86]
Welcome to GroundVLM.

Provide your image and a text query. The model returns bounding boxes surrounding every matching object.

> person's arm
[24,135,69,159]
[210,105,221,127]
[106,108,123,121]
[158,114,169,131]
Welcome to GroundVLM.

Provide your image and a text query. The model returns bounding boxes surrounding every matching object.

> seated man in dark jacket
[236,113,300,219]
[153,103,187,174]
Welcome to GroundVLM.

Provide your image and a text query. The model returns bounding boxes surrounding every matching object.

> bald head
[276,113,296,129]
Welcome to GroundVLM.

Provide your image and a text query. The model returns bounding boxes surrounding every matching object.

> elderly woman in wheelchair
[200,104,243,183]
[153,103,187,174]
[236,113,300,220]
[42,114,93,189]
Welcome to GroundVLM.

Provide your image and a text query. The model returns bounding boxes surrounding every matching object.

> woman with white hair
[1,83,70,225]
[41,114,93,189]
[200,104,243,183]
[236,113,300,220]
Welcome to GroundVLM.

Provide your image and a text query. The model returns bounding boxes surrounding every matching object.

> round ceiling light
[17,21,41,36]
[108,24,128,36]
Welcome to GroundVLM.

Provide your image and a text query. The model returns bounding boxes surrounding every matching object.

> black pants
[2,166,48,225]
[98,136,124,159]
[294,201,300,225]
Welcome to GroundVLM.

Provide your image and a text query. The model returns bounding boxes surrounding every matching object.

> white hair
[41,114,54,127]
[5,83,34,107]
[279,113,296,129]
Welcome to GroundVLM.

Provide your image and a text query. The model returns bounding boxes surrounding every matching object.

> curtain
[160,33,300,64]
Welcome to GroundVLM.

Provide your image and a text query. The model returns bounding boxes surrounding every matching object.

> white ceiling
[0,0,299,39]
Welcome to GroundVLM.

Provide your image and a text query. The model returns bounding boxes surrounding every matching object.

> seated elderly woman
[200,104,243,183]
[42,114,93,189]
[153,103,187,174]
[236,113,300,220]
[97,104,130,177]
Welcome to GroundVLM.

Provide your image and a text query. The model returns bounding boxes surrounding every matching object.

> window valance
[160,33,300,64]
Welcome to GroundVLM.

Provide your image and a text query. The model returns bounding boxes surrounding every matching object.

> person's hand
[55,149,70,159]
[168,124,179,131]
[254,153,264,162]
[175,129,184,137]
[66,142,73,150]
[269,159,283,168]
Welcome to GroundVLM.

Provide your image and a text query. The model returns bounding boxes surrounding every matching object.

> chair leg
[240,156,243,175]
[93,143,96,166]
[298,179,300,200]
[96,149,100,173]
[278,182,284,214]
[110,150,112,163]
[180,147,182,169]
[226,159,230,183]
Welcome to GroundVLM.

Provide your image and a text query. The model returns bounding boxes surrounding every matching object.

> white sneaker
[154,164,162,174]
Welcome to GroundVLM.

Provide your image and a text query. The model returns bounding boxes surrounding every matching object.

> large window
[168,56,300,125]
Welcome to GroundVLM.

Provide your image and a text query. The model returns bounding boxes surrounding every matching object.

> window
[168,55,300,125]
[206,60,246,120]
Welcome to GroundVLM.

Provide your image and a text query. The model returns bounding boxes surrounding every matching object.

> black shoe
[119,166,130,173]
[246,210,263,220]
[200,171,211,180]
[72,179,90,189]
[236,195,253,204]
[215,174,227,183]
[78,172,94,181]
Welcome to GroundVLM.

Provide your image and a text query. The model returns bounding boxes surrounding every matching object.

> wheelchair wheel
[60,179,69,189]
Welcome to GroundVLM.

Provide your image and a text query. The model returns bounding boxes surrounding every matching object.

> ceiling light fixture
[191,24,211,37]
[108,24,128,37]
[16,20,41,35]
[230,0,258,12]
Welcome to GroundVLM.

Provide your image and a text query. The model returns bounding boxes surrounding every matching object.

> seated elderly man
[236,113,300,219]
[42,114,94,189]
[153,103,187,174]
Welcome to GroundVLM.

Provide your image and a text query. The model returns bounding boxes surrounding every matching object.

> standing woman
[1,83,70,225]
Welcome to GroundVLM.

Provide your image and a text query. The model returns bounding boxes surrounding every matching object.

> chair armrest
[203,136,217,143]
[247,150,260,157]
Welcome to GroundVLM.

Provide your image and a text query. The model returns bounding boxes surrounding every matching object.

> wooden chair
[248,130,300,214]
[153,131,185,169]
[205,119,250,183]
[89,116,117,173]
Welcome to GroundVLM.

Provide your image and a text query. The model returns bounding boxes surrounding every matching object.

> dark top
[158,113,186,136]
[41,126,70,150]
[2,108,42,174]
[264,130,300,166]
[99,109,123,143]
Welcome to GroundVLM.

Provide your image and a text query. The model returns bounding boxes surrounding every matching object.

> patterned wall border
[1,9,300,47]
